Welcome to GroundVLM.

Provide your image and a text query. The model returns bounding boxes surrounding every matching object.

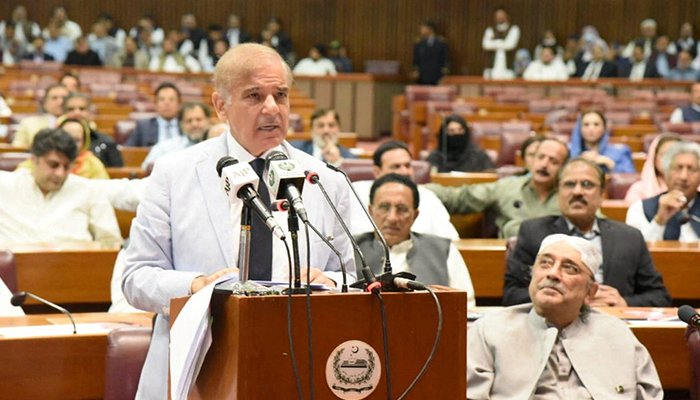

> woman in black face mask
[426,114,495,173]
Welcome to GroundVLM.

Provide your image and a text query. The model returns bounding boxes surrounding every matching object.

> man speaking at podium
[123,43,355,399]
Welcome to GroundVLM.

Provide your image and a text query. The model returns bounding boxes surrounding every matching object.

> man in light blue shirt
[142,102,211,168]
[43,22,73,62]
[667,51,700,82]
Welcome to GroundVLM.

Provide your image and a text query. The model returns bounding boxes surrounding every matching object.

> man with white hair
[627,141,700,242]
[123,43,354,399]
[622,19,658,59]
[468,234,664,399]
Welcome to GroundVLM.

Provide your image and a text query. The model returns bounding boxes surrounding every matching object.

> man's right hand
[190,268,239,294]
[654,189,687,226]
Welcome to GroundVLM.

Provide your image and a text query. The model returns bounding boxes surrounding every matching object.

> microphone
[324,162,392,274]
[265,151,309,223]
[216,156,286,240]
[11,292,77,334]
[303,169,363,292]
[679,305,700,327]
[362,266,382,294]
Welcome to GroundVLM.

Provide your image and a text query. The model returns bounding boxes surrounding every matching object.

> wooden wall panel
[5,1,700,76]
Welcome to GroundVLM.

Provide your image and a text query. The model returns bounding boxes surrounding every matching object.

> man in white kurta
[0,129,121,245]
[467,234,663,399]
[349,140,459,240]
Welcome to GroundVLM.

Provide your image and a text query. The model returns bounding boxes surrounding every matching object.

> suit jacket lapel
[195,135,235,267]
[551,217,570,234]
[598,219,615,281]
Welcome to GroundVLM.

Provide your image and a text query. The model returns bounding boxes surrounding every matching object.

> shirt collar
[225,130,288,164]
[390,234,415,253]
[564,217,600,236]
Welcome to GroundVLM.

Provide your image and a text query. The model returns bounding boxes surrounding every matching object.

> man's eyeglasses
[560,180,599,191]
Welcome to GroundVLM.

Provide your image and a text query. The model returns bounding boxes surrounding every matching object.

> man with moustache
[468,234,664,399]
[627,141,700,242]
[503,158,670,307]
[427,138,569,238]
[123,43,354,399]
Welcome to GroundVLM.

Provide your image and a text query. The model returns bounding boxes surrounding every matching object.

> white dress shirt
[156,116,180,144]
[0,169,122,245]
[292,57,338,76]
[582,61,604,81]
[389,235,476,307]
[0,277,24,316]
[350,180,460,240]
[626,199,700,242]
[225,133,352,283]
[669,103,700,123]
[522,58,570,81]
[629,61,647,81]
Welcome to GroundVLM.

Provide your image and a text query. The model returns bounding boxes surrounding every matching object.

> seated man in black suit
[503,157,671,307]
[289,108,356,165]
[124,82,182,147]
[575,44,618,81]
[619,45,660,81]
[22,35,55,62]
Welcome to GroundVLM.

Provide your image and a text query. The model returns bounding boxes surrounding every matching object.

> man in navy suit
[124,82,182,147]
[289,108,356,165]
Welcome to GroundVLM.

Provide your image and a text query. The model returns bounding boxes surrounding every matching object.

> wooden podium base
[173,289,466,399]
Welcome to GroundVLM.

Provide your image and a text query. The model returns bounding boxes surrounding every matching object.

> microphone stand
[285,206,307,294]
[237,205,252,282]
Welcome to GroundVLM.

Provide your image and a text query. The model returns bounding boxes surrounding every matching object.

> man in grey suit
[503,158,671,307]
[469,234,663,399]
[123,43,355,399]
[124,82,182,147]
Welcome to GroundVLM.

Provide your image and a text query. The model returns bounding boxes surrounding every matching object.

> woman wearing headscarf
[569,110,635,173]
[625,133,681,202]
[426,114,495,173]
[17,116,110,179]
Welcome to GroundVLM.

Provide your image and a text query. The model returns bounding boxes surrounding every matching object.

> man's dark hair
[370,173,420,209]
[372,140,411,168]
[41,83,67,112]
[310,108,340,126]
[521,135,546,157]
[4,21,15,29]
[59,72,81,88]
[63,91,93,112]
[155,82,182,101]
[556,157,606,191]
[312,44,327,57]
[422,21,437,33]
[178,101,211,122]
[30,128,78,161]
[208,24,223,32]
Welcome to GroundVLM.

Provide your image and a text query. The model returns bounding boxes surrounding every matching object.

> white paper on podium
[170,274,236,400]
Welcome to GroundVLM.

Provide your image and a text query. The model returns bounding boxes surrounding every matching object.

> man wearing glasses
[503,158,670,307]
[468,234,664,399]
[354,173,476,307]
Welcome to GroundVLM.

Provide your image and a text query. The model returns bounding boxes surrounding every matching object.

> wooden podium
[171,289,467,399]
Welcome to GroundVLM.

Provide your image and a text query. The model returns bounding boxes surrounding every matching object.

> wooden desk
[0,243,119,306]
[106,166,148,179]
[457,239,700,302]
[601,199,631,222]
[431,172,499,186]
[0,312,153,399]
[470,307,688,391]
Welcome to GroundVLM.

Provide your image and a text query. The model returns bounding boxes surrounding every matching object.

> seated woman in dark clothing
[426,114,495,172]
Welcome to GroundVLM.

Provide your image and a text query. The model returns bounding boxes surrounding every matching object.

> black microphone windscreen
[265,150,287,168]
[679,305,698,324]
[10,292,27,307]
[216,156,238,177]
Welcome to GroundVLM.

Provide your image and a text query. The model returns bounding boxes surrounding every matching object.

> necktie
[248,158,273,280]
